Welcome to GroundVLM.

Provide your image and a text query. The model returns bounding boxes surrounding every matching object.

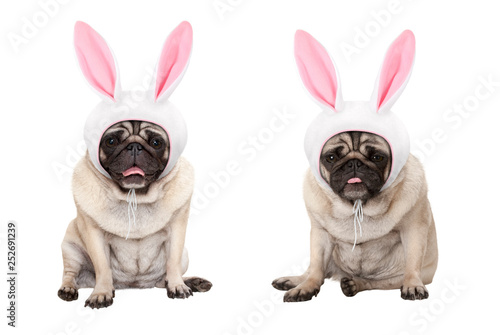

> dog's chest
[97,199,174,239]
[107,232,168,287]
[332,230,405,279]
[323,214,405,279]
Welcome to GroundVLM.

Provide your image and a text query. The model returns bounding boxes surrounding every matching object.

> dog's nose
[346,159,363,171]
[127,143,143,156]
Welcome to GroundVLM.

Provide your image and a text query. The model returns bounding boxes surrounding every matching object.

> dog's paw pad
[340,277,358,297]
[184,277,212,293]
[400,285,429,300]
[58,286,79,301]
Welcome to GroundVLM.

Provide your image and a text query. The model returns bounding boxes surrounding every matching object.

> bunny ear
[153,21,193,102]
[294,30,342,112]
[74,21,120,102]
[371,30,415,113]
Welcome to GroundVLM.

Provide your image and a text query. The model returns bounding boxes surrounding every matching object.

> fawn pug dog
[58,21,211,309]
[272,30,437,301]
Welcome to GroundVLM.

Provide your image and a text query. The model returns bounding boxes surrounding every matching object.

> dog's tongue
[347,177,362,184]
[122,166,145,177]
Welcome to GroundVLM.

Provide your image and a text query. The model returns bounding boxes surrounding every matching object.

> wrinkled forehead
[321,131,391,155]
[103,121,169,141]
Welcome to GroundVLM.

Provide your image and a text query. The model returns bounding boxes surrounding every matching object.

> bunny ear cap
[300,30,415,192]
[151,21,193,102]
[371,30,415,113]
[74,21,121,102]
[78,21,192,180]
[294,30,344,112]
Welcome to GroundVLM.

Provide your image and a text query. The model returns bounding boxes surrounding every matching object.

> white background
[1,0,499,334]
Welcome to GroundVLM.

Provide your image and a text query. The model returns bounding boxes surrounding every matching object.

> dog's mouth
[122,166,145,177]
[345,177,365,189]
[341,176,369,200]
[120,166,147,188]
[347,177,362,184]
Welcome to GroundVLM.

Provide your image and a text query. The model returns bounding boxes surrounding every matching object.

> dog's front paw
[283,282,320,303]
[58,286,79,301]
[340,277,358,297]
[400,285,429,300]
[84,289,115,309]
[166,281,193,299]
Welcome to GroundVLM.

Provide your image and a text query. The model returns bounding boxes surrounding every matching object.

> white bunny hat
[296,30,416,192]
[74,21,193,180]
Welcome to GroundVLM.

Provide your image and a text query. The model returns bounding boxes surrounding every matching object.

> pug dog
[58,21,211,309]
[272,30,438,301]
[58,121,212,308]
[273,131,437,301]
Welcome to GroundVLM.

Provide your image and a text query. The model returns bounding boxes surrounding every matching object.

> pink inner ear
[377,30,415,110]
[155,21,193,101]
[295,30,338,110]
[74,21,116,101]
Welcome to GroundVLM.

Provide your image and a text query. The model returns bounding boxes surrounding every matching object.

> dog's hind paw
[183,277,212,293]
[272,276,302,291]
[340,277,358,297]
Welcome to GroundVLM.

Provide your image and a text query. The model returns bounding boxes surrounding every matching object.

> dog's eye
[326,154,336,164]
[150,138,162,149]
[371,154,384,162]
[106,137,118,148]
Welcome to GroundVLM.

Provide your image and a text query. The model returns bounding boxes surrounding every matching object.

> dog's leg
[399,202,432,300]
[58,221,82,302]
[76,217,115,309]
[58,228,84,302]
[164,203,193,299]
[281,226,333,302]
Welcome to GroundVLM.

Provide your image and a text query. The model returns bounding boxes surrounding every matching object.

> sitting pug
[272,30,438,301]
[58,21,211,309]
